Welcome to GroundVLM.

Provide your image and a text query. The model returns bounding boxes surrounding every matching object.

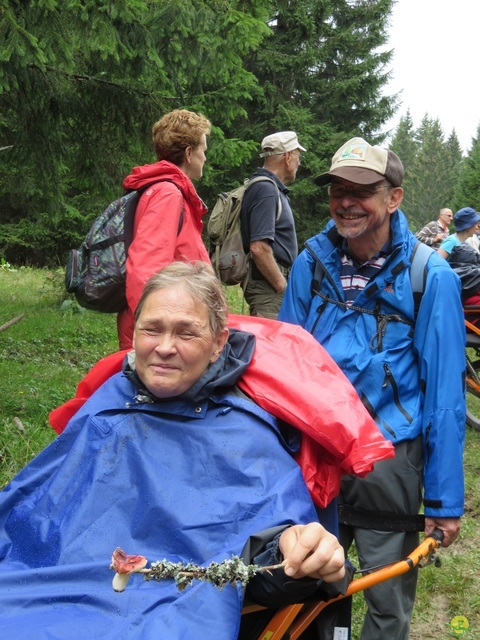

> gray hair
[134,262,229,336]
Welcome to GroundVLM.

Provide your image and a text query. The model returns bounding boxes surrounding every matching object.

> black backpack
[65,180,183,313]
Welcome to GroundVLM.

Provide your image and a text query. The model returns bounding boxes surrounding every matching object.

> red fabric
[117,161,210,349]
[464,294,480,306]
[49,316,394,507]
[49,350,129,433]
[464,294,480,329]
[228,316,394,506]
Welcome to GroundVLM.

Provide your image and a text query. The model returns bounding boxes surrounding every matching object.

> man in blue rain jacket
[279,137,466,640]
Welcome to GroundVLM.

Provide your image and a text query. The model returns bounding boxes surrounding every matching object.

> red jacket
[50,315,394,508]
[117,160,210,348]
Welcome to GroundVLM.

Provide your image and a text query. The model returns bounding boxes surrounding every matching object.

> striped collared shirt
[340,240,391,305]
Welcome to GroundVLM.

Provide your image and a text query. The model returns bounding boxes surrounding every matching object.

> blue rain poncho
[0,331,318,639]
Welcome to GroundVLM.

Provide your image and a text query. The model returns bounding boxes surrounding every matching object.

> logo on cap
[340,143,368,162]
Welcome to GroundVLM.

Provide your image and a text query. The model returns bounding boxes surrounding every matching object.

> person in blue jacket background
[0,261,350,640]
[279,137,466,640]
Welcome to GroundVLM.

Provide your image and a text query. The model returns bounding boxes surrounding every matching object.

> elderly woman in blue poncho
[0,262,352,640]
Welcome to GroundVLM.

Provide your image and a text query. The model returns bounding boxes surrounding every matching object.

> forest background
[1,0,480,267]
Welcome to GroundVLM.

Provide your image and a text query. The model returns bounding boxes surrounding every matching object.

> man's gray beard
[335,224,368,240]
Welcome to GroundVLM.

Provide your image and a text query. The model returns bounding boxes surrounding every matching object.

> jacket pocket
[382,363,413,424]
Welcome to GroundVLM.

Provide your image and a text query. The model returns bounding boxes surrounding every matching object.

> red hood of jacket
[123,160,207,216]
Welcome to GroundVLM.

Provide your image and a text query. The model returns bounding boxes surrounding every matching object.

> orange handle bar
[254,532,443,640]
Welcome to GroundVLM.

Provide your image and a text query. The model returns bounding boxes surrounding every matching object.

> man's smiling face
[328,178,394,241]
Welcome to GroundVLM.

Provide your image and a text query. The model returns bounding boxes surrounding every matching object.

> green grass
[0,267,118,482]
[1,267,479,638]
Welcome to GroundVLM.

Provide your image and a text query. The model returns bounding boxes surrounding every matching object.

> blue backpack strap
[410,241,435,319]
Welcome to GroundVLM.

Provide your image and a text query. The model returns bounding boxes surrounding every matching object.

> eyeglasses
[327,184,391,200]
[291,150,303,163]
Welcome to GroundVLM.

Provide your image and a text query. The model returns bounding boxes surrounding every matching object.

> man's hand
[250,240,286,292]
[279,523,345,582]
[424,516,461,547]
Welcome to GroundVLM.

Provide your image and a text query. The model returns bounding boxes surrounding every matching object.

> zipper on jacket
[361,391,397,438]
[311,300,328,333]
[382,363,413,423]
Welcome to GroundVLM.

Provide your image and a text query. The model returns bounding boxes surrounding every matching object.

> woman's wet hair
[152,109,211,165]
[135,262,228,336]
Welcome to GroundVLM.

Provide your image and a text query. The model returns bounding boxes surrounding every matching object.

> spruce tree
[406,116,453,230]
[444,130,464,212]
[389,110,419,222]
[389,110,418,175]
[240,0,397,242]
[454,125,480,212]
[0,0,272,263]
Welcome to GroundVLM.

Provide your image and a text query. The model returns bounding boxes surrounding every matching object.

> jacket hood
[123,160,207,214]
[123,328,256,404]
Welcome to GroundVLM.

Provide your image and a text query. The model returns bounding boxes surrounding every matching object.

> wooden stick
[0,314,25,333]
[137,560,285,579]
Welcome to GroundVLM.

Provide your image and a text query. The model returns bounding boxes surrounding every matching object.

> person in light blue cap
[438,207,480,260]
